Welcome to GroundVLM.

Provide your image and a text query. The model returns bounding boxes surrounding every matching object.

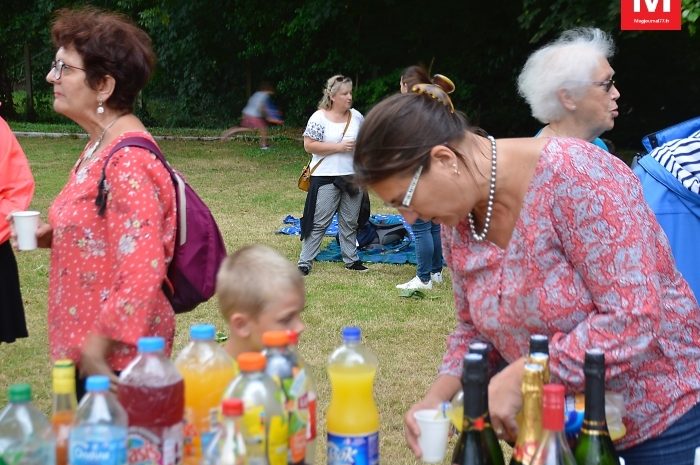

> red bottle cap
[542,383,565,431]
[222,398,244,416]
[286,329,299,345]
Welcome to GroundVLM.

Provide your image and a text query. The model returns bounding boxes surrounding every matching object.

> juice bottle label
[268,415,289,465]
[306,393,317,441]
[327,432,379,465]
[126,423,183,465]
[70,437,127,465]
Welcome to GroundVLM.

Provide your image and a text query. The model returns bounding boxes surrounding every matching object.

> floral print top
[48,131,177,371]
[440,137,700,449]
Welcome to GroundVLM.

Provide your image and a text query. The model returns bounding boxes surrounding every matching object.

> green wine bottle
[452,353,504,465]
[573,349,620,465]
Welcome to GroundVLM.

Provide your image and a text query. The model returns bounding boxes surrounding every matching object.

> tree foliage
[2,0,699,149]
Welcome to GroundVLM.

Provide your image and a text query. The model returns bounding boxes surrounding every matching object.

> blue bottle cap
[86,375,110,392]
[342,326,362,342]
[190,324,216,341]
[137,336,165,353]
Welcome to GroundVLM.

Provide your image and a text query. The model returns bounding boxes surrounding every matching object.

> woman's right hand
[404,394,446,458]
[35,221,53,248]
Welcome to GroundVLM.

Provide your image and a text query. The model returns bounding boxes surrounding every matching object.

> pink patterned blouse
[440,137,700,449]
[48,131,177,371]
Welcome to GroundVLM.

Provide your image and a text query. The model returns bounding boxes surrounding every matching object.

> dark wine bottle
[451,353,505,465]
[511,363,544,465]
[531,384,576,465]
[468,342,501,456]
[573,349,619,465]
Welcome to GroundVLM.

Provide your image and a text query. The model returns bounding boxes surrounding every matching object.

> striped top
[650,129,700,194]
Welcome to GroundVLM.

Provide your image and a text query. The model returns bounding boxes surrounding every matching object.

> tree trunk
[23,43,36,121]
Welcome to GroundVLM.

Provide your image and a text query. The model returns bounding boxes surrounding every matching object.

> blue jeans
[412,219,443,283]
[619,402,700,465]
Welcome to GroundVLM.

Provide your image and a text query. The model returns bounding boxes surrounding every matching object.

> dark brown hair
[401,65,431,89]
[51,7,155,112]
[353,92,472,186]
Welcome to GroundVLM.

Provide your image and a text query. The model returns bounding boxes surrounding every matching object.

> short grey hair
[517,28,615,124]
[318,75,352,110]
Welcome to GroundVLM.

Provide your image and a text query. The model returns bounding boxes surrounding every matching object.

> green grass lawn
[0,131,459,464]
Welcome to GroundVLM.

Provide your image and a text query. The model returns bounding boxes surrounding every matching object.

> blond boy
[216,244,306,359]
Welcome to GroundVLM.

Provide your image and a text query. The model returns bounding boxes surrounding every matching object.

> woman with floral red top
[39,7,176,397]
[353,84,700,464]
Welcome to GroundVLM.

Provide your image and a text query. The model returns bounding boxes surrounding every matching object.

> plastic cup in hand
[414,408,450,463]
[11,211,40,250]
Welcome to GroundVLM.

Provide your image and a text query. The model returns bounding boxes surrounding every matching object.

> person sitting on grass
[216,244,306,363]
[221,81,283,150]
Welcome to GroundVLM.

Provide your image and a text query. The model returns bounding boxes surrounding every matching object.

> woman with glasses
[394,65,446,291]
[353,80,700,464]
[297,75,367,275]
[518,27,620,152]
[39,7,177,398]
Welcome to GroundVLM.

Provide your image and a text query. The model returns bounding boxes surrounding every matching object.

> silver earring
[97,100,104,114]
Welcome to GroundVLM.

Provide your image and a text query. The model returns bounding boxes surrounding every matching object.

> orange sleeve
[0,118,35,243]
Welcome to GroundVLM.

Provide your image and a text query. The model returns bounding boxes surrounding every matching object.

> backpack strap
[95,136,187,245]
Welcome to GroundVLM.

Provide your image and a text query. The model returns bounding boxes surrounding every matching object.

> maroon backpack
[96,136,227,313]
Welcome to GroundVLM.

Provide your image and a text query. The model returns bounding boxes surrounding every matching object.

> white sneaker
[431,272,444,284]
[396,276,432,290]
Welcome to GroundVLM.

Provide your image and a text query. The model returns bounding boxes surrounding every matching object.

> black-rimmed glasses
[592,79,616,92]
[50,59,86,80]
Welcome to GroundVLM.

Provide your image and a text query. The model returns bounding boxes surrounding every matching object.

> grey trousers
[298,183,362,268]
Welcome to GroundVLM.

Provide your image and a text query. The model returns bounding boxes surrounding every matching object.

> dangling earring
[97,99,104,114]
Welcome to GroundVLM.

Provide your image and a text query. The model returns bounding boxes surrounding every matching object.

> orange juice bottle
[326,326,379,465]
[51,359,77,465]
[175,324,238,465]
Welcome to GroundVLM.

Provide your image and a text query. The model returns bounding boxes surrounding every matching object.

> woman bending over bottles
[352,81,700,464]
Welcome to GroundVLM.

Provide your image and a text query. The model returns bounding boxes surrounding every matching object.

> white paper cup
[414,409,450,463]
[11,211,40,250]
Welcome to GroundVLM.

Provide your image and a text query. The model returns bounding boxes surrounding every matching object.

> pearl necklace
[468,135,497,242]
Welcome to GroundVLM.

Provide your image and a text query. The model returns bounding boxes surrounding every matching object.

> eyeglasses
[384,164,423,210]
[592,79,616,92]
[50,59,86,80]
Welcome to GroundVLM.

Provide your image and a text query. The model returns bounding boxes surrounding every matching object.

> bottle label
[268,415,289,465]
[70,437,127,465]
[327,432,379,465]
[126,423,183,465]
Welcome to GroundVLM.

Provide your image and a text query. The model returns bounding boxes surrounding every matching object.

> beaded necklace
[468,135,497,242]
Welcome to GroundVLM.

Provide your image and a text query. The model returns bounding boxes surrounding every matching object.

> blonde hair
[217,244,304,321]
[318,74,353,110]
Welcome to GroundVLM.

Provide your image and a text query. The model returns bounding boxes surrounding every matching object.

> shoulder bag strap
[308,111,353,174]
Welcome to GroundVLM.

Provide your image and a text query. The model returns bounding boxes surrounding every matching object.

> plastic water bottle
[52,360,78,465]
[263,330,306,465]
[326,326,379,465]
[224,352,288,465]
[202,399,246,465]
[175,323,237,464]
[118,337,185,465]
[0,383,56,465]
[286,330,317,465]
[69,375,128,465]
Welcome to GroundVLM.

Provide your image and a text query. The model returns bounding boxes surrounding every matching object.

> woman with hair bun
[395,65,447,290]
[352,76,700,464]
[297,75,367,275]
[518,27,620,151]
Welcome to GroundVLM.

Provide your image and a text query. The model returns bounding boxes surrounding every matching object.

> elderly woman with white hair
[518,27,620,151]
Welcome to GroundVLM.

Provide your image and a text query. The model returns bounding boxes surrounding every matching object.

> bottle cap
[462,353,485,382]
[8,383,31,403]
[542,384,565,430]
[53,359,76,377]
[190,324,216,341]
[86,375,110,392]
[262,330,289,347]
[286,329,299,345]
[468,341,489,355]
[222,398,244,416]
[342,326,361,342]
[529,334,549,355]
[237,352,266,371]
[137,336,165,353]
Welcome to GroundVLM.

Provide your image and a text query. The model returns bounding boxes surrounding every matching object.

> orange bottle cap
[262,330,289,347]
[237,352,266,371]
[286,329,299,345]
